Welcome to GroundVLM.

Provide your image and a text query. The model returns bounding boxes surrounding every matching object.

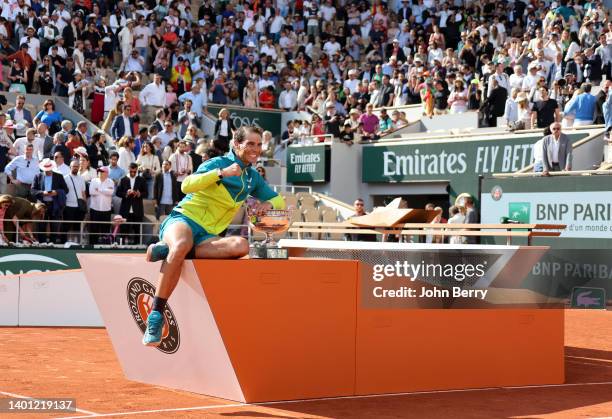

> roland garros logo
[126,277,180,354]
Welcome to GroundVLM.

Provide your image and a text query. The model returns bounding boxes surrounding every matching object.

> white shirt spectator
[509,73,525,90]
[323,40,341,56]
[278,89,297,110]
[117,147,135,173]
[270,16,285,35]
[169,152,193,182]
[260,44,277,60]
[19,35,40,61]
[344,78,360,95]
[319,4,336,21]
[133,25,150,49]
[139,81,166,107]
[54,163,70,177]
[13,138,44,161]
[88,177,115,212]
[124,55,145,72]
[64,172,86,208]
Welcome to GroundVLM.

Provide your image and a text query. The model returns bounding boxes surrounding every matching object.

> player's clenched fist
[221,163,242,177]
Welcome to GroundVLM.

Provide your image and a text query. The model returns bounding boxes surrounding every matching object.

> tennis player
[143,125,285,346]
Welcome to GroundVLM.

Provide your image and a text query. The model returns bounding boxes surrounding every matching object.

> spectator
[7,95,32,136]
[68,70,89,115]
[168,139,193,199]
[78,155,97,184]
[88,166,114,244]
[448,79,469,114]
[359,103,379,141]
[49,132,70,163]
[87,131,109,169]
[107,152,126,188]
[481,78,508,127]
[531,87,560,129]
[31,158,68,243]
[35,123,53,159]
[14,128,43,161]
[63,159,87,243]
[33,100,62,134]
[137,140,161,201]
[116,136,136,174]
[532,138,545,173]
[0,195,46,244]
[213,108,235,153]
[110,104,136,141]
[504,88,519,128]
[564,83,597,126]
[542,122,572,175]
[347,198,376,242]
[447,205,466,244]
[65,130,86,159]
[158,119,178,150]
[152,159,179,221]
[116,162,147,244]
[52,152,70,177]
[4,143,38,199]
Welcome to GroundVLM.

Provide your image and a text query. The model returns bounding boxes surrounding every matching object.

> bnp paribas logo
[509,202,530,223]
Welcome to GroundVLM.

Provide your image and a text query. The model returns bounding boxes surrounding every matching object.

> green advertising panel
[480,175,612,301]
[0,248,144,276]
[362,132,587,200]
[208,104,282,137]
[286,144,330,183]
[570,287,606,309]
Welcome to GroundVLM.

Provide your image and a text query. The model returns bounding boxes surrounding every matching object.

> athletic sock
[152,297,167,313]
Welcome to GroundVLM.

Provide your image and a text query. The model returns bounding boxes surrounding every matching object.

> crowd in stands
[0,0,606,144]
[0,1,610,244]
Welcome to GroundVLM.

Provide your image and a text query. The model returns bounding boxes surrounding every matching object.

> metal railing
[269,184,313,194]
[2,218,249,248]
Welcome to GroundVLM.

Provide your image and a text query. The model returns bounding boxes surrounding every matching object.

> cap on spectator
[266,66,275,73]
[126,18,135,25]
[97,166,109,173]
[326,102,335,108]
[392,38,399,43]
[74,69,81,75]
[348,69,358,76]
[260,36,267,41]
[39,158,55,171]
[349,108,360,115]
[247,41,256,48]
[3,120,14,129]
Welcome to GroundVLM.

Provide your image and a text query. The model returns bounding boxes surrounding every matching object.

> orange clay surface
[0,309,611,419]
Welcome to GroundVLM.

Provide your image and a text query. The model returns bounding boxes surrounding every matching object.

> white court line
[57,381,612,419]
[0,390,98,416]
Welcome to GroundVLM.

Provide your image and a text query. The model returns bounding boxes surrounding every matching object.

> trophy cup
[248,209,292,259]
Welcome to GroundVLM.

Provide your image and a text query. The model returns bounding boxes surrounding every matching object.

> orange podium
[78,252,564,403]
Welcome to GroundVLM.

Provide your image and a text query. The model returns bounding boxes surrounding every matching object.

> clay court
[0,309,610,419]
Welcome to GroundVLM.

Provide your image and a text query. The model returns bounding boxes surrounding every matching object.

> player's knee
[167,240,192,261]
[230,237,249,257]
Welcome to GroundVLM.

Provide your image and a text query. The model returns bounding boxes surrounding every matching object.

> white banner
[481,191,612,239]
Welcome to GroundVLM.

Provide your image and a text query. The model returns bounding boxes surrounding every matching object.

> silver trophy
[248,209,292,259]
